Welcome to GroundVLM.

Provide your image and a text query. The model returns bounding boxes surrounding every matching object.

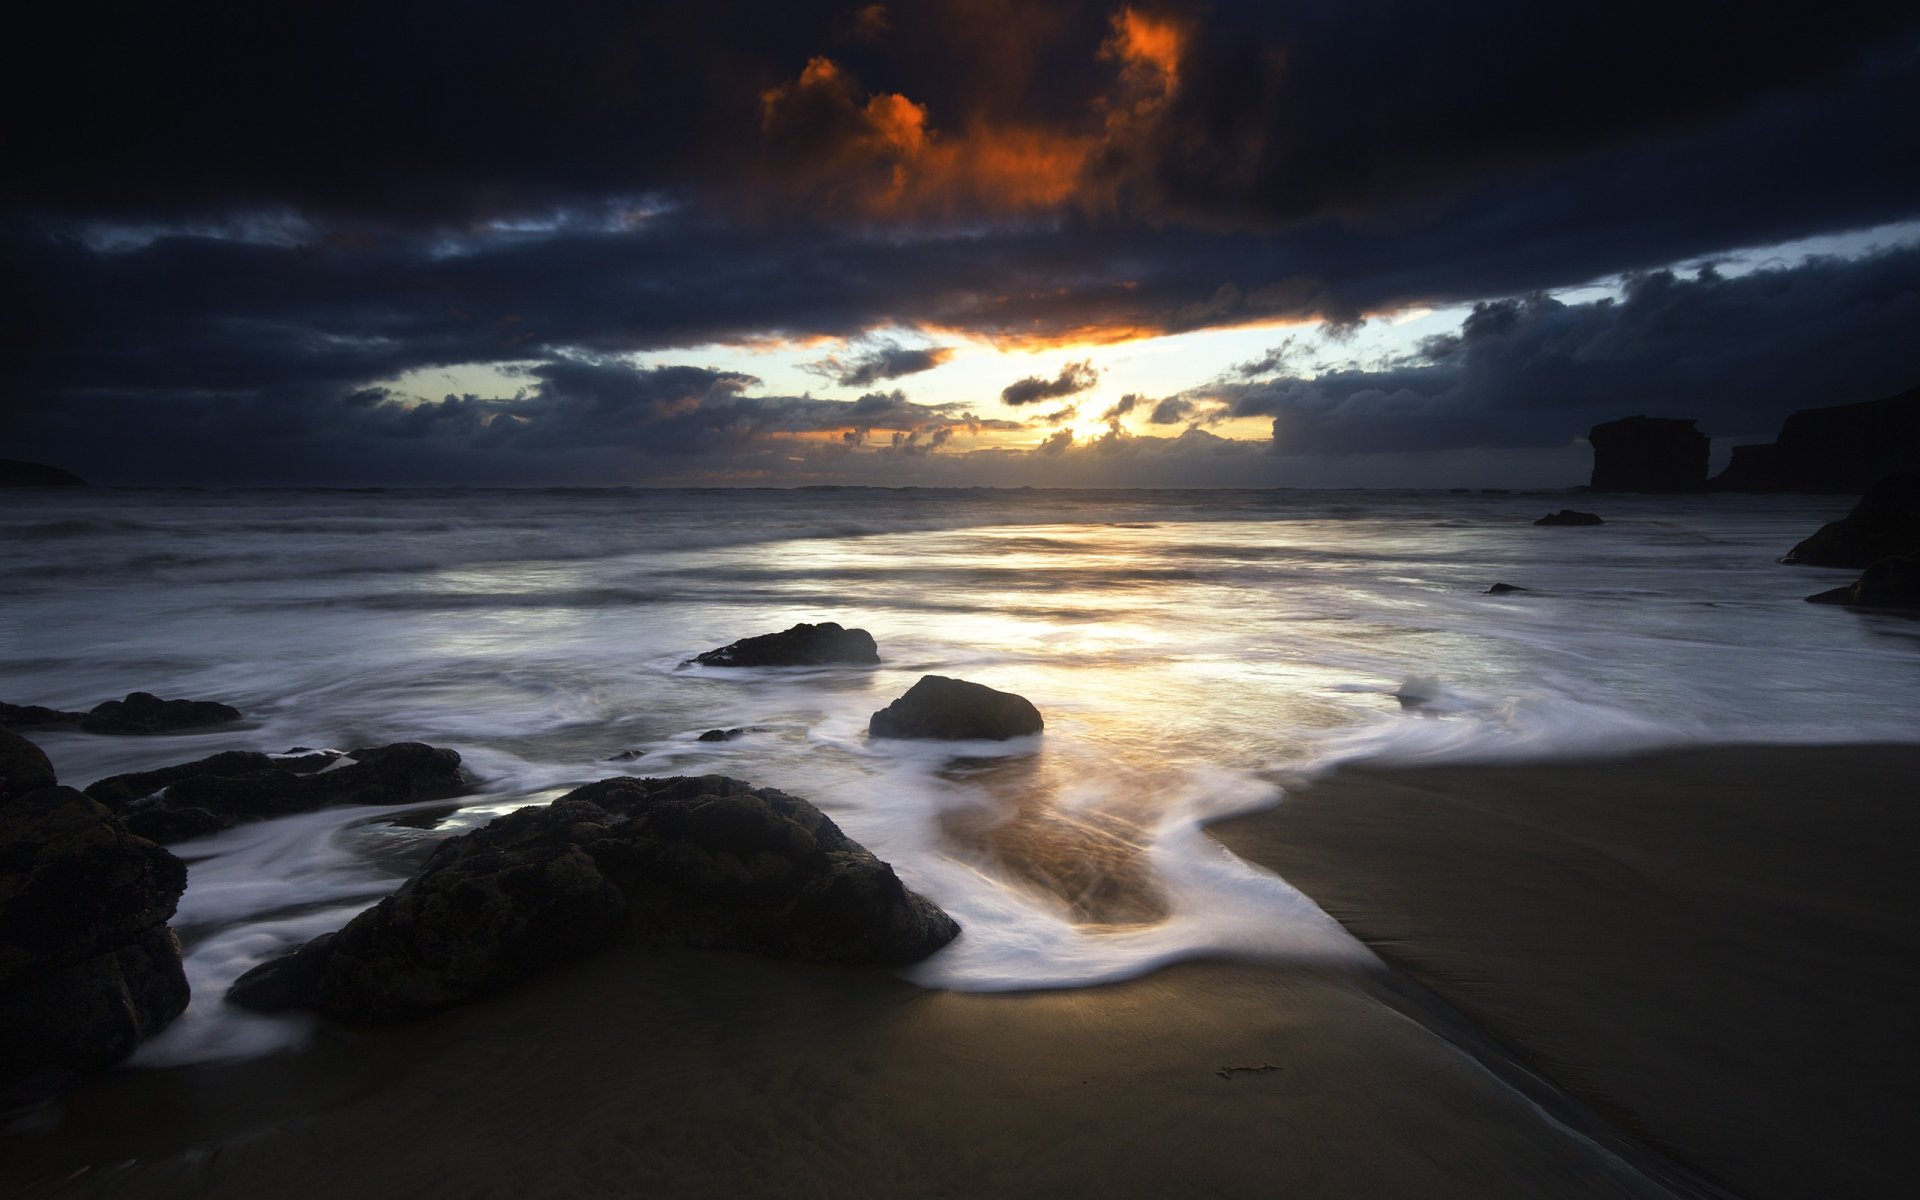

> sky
[5,1,1919,488]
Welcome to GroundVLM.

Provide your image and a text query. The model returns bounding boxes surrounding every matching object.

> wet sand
[1212,743,1920,1200]
[7,745,1915,1199]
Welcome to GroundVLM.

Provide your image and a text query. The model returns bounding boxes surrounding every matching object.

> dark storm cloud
[1001,361,1099,406]
[5,2,1920,484]
[1203,247,1920,456]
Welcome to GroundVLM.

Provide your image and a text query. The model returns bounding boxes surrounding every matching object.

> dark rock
[1781,473,1920,568]
[0,783,190,1105]
[1,729,58,802]
[228,775,960,1022]
[0,702,88,730]
[1478,487,1511,495]
[869,676,1044,741]
[1485,583,1530,594]
[1587,416,1709,493]
[78,691,242,735]
[1534,510,1605,527]
[692,621,880,668]
[696,727,757,743]
[84,742,467,843]
[0,458,88,487]
[606,749,647,762]
[1805,553,1920,613]
[1711,384,1920,493]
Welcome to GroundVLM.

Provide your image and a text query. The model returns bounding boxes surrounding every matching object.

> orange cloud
[1104,7,1184,94]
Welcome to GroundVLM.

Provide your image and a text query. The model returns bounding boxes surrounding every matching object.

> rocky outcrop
[1534,509,1604,527]
[1587,416,1709,493]
[0,458,87,487]
[77,691,242,734]
[85,742,468,843]
[1,731,189,1108]
[1712,385,1920,493]
[1806,553,1920,613]
[869,676,1044,741]
[1781,473,1920,568]
[0,702,89,730]
[227,775,959,1022]
[691,622,880,668]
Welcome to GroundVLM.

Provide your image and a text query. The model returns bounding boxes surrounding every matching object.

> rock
[1485,583,1530,594]
[869,676,1044,741]
[1711,384,1920,493]
[0,777,190,1106]
[0,458,88,487]
[1,729,58,802]
[78,691,242,735]
[697,728,746,742]
[227,775,959,1022]
[692,622,880,668]
[1534,509,1604,527]
[0,702,88,730]
[1781,472,1920,568]
[1587,416,1709,492]
[84,742,468,843]
[606,749,647,762]
[1806,553,1920,613]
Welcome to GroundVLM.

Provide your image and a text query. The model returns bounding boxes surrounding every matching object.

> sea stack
[1587,416,1709,492]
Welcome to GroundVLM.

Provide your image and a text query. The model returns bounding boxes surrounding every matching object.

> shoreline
[1212,742,1920,1200]
[5,743,1916,1199]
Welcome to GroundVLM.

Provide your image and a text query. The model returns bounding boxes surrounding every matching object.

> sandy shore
[1213,743,1920,1200]
[6,744,1915,1199]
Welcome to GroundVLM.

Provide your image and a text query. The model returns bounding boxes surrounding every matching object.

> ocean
[5,486,1915,1065]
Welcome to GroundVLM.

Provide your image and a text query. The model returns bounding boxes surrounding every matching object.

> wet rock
[84,742,467,843]
[606,749,647,762]
[692,621,880,668]
[869,675,1044,741]
[0,702,88,730]
[696,727,751,742]
[228,775,959,1022]
[1485,583,1530,594]
[0,771,190,1107]
[1806,552,1920,613]
[1781,473,1920,568]
[1,729,57,802]
[1534,510,1605,527]
[1587,415,1709,492]
[0,458,87,487]
[78,691,242,735]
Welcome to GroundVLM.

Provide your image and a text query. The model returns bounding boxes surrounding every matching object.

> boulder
[1587,416,1708,493]
[1781,472,1920,568]
[0,755,190,1107]
[0,458,87,487]
[1534,509,1605,527]
[1,729,57,801]
[692,622,880,667]
[85,742,468,843]
[78,691,242,735]
[0,702,88,730]
[869,676,1044,741]
[1711,384,1920,493]
[227,775,959,1022]
[1806,553,1920,613]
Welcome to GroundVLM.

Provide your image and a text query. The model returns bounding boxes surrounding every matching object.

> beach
[8,744,1914,1198]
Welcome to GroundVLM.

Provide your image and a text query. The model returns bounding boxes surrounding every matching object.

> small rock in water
[1805,551,1920,613]
[77,692,242,735]
[869,675,1044,741]
[227,774,960,1022]
[0,702,88,730]
[691,621,880,667]
[696,727,747,742]
[1534,509,1604,527]
[1485,583,1530,594]
[606,749,647,762]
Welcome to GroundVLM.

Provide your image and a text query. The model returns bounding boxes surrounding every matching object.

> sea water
[4,487,1915,1063]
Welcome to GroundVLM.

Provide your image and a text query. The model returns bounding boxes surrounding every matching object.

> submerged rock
[869,675,1044,741]
[77,691,242,735]
[1781,472,1920,568]
[1,736,189,1107]
[691,621,880,667]
[1485,583,1530,594]
[85,742,468,843]
[1806,552,1920,613]
[1534,509,1605,527]
[227,775,959,1022]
